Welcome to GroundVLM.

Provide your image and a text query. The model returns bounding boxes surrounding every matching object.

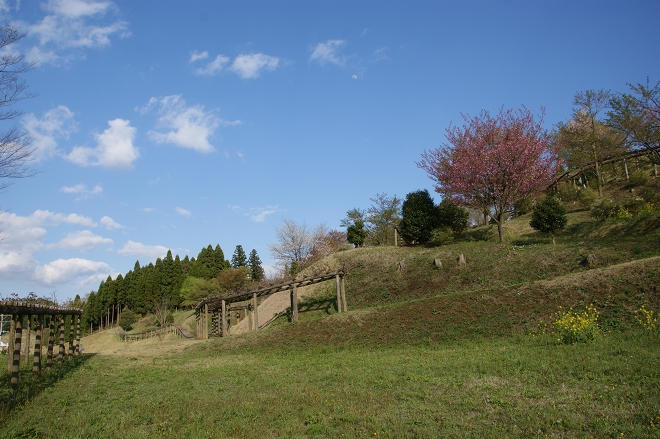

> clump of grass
[552,304,600,344]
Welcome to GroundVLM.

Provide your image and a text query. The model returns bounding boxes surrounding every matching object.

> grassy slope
[1,209,659,438]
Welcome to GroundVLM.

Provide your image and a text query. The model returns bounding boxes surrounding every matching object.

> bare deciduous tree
[269,218,330,275]
[0,24,37,191]
[153,296,171,327]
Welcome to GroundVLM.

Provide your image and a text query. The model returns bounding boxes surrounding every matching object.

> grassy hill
[1,197,659,438]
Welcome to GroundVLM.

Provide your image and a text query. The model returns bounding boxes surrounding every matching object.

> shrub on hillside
[437,198,469,234]
[578,188,599,209]
[557,181,580,202]
[590,198,632,219]
[529,196,568,245]
[552,304,600,344]
[118,308,137,331]
[628,170,650,187]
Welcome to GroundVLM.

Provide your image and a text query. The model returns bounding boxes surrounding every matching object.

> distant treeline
[82,244,263,330]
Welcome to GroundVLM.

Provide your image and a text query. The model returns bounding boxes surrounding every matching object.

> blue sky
[0,0,658,302]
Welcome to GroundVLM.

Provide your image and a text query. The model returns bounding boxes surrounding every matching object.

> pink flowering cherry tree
[418,107,559,243]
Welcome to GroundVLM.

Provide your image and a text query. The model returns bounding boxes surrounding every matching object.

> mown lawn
[1,329,659,438]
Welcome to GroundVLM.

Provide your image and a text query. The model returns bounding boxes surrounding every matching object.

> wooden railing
[116,323,194,341]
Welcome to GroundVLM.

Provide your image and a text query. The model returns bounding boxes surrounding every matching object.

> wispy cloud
[99,216,122,229]
[175,207,191,216]
[310,39,346,66]
[189,50,208,63]
[23,106,77,160]
[24,0,129,65]
[141,95,240,153]
[230,53,279,79]
[194,54,229,76]
[65,119,139,170]
[60,183,102,200]
[229,204,278,222]
[191,50,279,78]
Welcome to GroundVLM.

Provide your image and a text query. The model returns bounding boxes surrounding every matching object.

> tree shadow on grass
[0,353,95,421]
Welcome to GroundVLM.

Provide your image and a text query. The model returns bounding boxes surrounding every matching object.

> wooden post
[24,315,31,366]
[624,157,630,181]
[336,274,342,312]
[46,316,54,372]
[290,285,298,323]
[341,275,347,312]
[204,303,209,339]
[221,300,227,337]
[394,227,398,246]
[58,315,65,363]
[253,293,259,330]
[68,315,74,361]
[211,311,217,336]
[7,315,14,373]
[75,315,81,356]
[11,315,22,388]
[33,315,42,376]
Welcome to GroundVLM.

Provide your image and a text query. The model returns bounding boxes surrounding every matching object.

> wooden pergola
[0,301,83,388]
[194,271,347,339]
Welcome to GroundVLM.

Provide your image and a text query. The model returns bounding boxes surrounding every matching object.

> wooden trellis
[0,301,83,388]
[194,272,347,339]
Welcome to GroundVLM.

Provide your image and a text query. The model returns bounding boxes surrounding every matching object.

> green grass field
[1,200,659,438]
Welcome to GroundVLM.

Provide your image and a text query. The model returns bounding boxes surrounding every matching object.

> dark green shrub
[529,196,567,245]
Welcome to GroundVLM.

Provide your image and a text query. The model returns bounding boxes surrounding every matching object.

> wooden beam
[336,274,342,313]
[24,315,31,366]
[6,315,14,373]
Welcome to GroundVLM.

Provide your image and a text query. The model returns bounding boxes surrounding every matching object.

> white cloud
[175,207,191,216]
[53,230,113,251]
[99,215,122,229]
[229,53,279,79]
[189,50,208,63]
[118,240,168,260]
[44,0,113,19]
[142,95,240,153]
[352,74,358,79]
[0,252,38,278]
[310,39,346,66]
[23,106,77,160]
[25,0,129,65]
[251,208,277,223]
[60,183,102,200]
[65,119,139,170]
[142,207,155,213]
[229,204,277,222]
[191,52,279,78]
[32,257,112,286]
[195,54,229,76]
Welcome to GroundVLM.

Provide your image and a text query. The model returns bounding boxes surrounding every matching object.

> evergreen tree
[214,244,230,271]
[347,220,368,247]
[530,196,568,245]
[231,245,248,268]
[399,189,438,244]
[247,249,265,281]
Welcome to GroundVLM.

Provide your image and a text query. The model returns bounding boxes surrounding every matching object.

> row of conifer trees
[82,244,263,330]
